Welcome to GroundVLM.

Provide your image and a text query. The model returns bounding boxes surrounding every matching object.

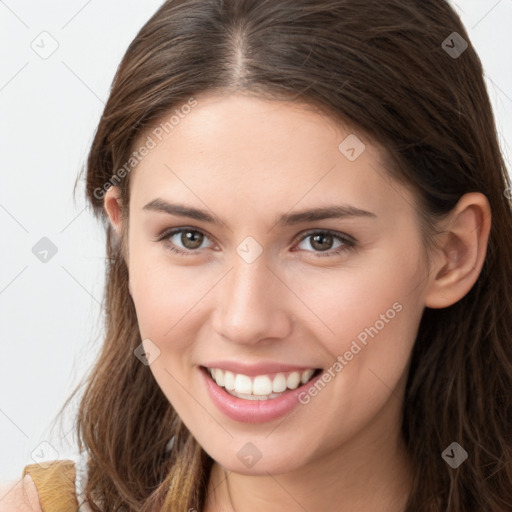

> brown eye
[294,229,356,257]
[309,233,334,251]
[179,230,204,249]
[157,227,213,255]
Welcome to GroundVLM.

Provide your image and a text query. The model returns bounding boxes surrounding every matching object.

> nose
[211,255,293,346]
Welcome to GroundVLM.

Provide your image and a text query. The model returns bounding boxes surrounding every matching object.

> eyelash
[155,227,356,258]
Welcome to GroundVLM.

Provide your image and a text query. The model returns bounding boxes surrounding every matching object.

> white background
[1,0,511,485]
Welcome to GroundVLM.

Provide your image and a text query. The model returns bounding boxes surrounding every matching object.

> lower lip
[200,367,323,423]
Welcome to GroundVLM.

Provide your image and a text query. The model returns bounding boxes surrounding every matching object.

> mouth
[201,366,323,401]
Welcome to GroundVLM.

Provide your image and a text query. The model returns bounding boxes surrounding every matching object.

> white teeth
[286,372,301,389]
[226,389,283,400]
[223,371,235,390]
[206,367,318,398]
[214,368,224,387]
[272,373,287,393]
[234,374,253,395]
[300,369,315,385]
[253,375,273,395]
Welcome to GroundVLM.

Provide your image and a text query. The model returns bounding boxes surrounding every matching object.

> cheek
[128,243,219,354]
[292,261,425,448]
[319,244,425,408]
[302,245,425,355]
[130,263,195,340]
[128,236,177,337]
[128,249,207,402]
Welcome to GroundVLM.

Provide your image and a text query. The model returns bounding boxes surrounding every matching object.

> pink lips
[200,365,323,424]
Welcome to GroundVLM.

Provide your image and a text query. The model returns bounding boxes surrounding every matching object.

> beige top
[22,453,93,512]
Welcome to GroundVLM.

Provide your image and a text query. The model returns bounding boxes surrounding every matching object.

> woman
[6,0,512,510]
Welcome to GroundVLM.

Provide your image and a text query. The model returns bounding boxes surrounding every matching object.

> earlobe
[424,193,491,309]
[103,186,124,236]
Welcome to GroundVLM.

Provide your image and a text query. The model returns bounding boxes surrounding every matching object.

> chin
[204,439,310,476]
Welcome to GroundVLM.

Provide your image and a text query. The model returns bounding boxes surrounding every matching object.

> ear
[103,185,123,236]
[103,186,133,296]
[424,192,491,309]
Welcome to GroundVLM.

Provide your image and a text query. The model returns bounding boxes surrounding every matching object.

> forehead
[128,93,415,224]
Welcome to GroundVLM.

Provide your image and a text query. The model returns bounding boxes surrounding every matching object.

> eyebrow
[142,198,376,227]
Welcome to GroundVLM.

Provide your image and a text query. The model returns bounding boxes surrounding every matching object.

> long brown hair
[56,0,512,510]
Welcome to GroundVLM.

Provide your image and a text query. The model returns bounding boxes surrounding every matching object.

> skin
[103,92,491,511]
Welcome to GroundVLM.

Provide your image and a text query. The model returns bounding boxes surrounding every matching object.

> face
[109,92,431,475]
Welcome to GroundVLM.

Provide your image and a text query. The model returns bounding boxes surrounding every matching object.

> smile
[206,367,321,400]
[200,364,324,423]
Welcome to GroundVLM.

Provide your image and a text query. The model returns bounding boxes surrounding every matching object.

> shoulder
[0,474,42,512]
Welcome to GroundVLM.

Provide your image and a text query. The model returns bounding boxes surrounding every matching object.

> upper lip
[201,361,321,377]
